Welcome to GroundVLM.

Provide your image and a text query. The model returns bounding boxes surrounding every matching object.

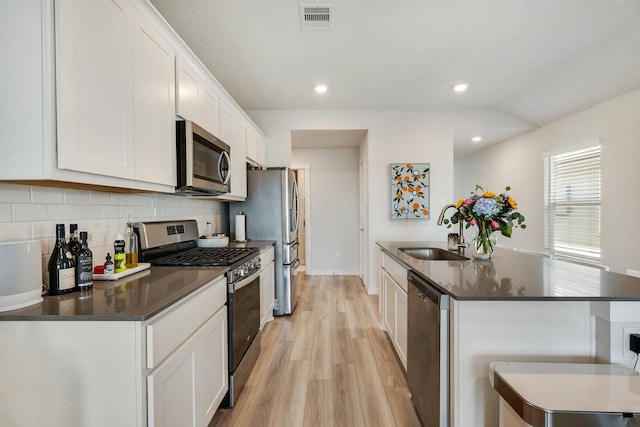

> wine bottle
[68,224,81,259]
[75,231,93,291]
[48,224,75,295]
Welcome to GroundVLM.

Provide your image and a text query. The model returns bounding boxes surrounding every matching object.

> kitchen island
[377,241,640,427]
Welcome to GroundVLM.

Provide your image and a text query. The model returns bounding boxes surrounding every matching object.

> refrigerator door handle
[291,178,300,233]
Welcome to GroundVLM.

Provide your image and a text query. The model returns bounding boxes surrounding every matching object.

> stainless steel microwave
[176,120,231,196]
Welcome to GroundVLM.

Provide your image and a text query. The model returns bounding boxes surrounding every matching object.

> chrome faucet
[437,203,468,253]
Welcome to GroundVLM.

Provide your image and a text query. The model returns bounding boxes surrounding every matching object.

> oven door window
[229,275,260,371]
[193,135,229,185]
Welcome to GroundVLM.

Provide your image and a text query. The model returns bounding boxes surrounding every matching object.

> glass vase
[472,224,497,260]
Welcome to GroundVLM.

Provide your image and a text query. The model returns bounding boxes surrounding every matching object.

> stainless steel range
[135,220,261,408]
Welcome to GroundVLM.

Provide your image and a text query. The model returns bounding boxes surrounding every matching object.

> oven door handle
[229,270,260,293]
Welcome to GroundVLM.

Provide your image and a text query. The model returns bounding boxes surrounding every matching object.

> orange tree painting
[390,163,430,219]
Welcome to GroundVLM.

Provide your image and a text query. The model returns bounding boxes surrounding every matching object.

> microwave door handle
[219,150,231,185]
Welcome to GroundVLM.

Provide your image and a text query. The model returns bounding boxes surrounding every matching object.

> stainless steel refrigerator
[229,167,300,315]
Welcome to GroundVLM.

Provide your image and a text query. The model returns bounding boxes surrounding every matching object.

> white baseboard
[305,270,360,276]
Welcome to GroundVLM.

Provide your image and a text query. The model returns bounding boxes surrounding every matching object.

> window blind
[544,145,601,261]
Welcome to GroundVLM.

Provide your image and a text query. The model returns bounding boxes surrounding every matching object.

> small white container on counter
[0,240,44,312]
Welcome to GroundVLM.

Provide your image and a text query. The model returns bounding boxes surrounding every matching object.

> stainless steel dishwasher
[407,270,450,427]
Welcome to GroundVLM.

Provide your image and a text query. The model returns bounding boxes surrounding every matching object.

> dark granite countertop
[0,266,228,321]
[377,241,640,301]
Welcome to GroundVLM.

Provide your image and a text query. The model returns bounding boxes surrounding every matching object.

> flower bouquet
[443,185,526,258]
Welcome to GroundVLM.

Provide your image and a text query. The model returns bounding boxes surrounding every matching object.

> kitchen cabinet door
[55,0,135,180]
[132,11,176,186]
[176,55,221,137]
[260,260,275,328]
[395,283,408,368]
[200,307,228,425]
[383,270,396,341]
[148,334,199,427]
[246,124,258,163]
[199,85,221,137]
[381,267,408,370]
[220,99,247,200]
[256,135,266,167]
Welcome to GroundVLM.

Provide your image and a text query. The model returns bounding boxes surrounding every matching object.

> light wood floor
[209,274,421,427]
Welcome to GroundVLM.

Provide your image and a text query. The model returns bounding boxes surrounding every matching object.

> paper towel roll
[235,213,246,242]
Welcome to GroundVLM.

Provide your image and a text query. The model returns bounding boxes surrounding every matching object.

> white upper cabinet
[246,124,258,164]
[220,99,247,200]
[55,0,176,187]
[55,0,135,180]
[256,133,266,167]
[176,54,221,137]
[132,10,176,186]
[0,0,264,194]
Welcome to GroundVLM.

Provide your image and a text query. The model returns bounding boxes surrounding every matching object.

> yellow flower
[483,191,496,198]
[508,197,517,209]
[455,198,465,209]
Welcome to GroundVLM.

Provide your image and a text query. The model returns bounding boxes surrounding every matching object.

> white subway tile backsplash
[32,221,57,239]
[98,206,121,219]
[0,222,32,241]
[127,194,157,206]
[0,183,31,203]
[13,203,48,221]
[63,188,91,205]
[49,204,78,221]
[32,186,64,204]
[110,193,129,206]
[89,191,112,205]
[1,183,226,286]
[0,203,11,221]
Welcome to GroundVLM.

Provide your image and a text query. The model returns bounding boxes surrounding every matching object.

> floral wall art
[390,163,430,220]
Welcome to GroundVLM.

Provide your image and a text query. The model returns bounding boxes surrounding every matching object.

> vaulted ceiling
[150,0,640,156]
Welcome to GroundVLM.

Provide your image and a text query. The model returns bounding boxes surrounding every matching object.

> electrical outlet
[623,327,640,358]
[631,334,640,354]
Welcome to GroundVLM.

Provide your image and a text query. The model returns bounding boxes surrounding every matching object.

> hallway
[210,274,421,427]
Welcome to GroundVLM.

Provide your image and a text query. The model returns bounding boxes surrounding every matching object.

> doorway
[292,165,310,272]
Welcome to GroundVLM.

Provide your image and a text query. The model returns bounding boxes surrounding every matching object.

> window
[544,144,601,262]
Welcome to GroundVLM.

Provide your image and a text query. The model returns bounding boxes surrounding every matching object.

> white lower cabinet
[148,306,227,427]
[148,333,199,427]
[200,308,229,423]
[146,276,227,427]
[0,275,228,427]
[260,246,276,329]
[379,252,408,370]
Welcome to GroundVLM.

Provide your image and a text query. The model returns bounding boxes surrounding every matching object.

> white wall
[292,147,359,275]
[455,88,640,274]
[247,108,532,293]
[0,183,226,287]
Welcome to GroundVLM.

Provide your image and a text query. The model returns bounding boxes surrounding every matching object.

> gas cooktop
[150,247,258,267]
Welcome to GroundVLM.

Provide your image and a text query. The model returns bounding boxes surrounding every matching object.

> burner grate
[151,247,257,266]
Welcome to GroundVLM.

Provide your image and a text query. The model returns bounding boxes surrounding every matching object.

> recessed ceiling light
[453,83,469,92]
[314,84,328,94]
[471,136,482,142]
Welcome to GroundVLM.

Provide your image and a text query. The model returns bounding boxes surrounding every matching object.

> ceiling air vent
[299,4,333,30]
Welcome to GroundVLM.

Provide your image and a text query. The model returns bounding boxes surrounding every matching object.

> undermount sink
[399,247,469,261]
